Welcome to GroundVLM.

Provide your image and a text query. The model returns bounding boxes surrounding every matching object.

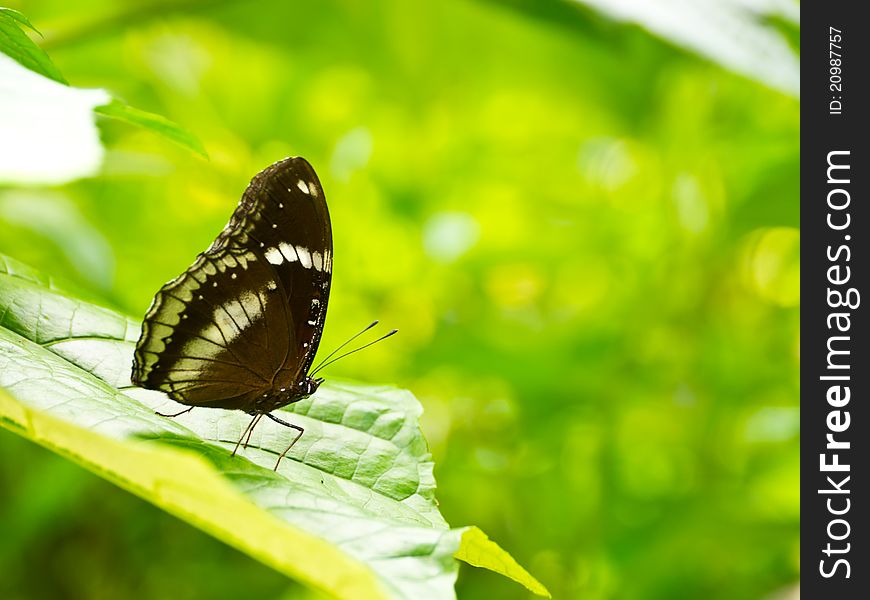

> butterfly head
[302,376,325,397]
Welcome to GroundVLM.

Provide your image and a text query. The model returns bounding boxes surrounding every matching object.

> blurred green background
[0,1,799,598]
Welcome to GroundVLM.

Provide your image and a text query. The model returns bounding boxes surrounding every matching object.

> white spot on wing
[239,290,263,321]
[182,337,221,360]
[278,242,298,263]
[200,323,225,346]
[312,251,323,271]
[239,251,256,269]
[296,245,312,269]
[211,292,264,342]
[297,180,310,194]
[265,247,283,265]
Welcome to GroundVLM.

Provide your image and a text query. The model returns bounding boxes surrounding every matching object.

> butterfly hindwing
[131,157,333,410]
[132,249,291,408]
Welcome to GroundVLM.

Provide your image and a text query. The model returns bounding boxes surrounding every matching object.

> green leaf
[457,528,551,597]
[0,253,548,599]
[0,7,41,34]
[0,8,67,84]
[94,99,208,158]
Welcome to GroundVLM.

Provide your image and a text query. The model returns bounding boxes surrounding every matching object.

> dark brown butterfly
[131,157,371,468]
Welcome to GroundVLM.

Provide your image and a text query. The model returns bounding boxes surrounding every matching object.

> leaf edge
[455,526,551,598]
[0,385,389,600]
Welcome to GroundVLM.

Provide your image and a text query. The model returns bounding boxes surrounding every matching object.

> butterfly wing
[131,157,332,409]
[217,157,333,381]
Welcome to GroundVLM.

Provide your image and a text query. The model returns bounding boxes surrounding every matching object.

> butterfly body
[131,157,332,425]
[248,376,323,415]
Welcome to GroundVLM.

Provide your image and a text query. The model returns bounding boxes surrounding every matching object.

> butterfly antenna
[309,329,398,377]
[308,320,379,375]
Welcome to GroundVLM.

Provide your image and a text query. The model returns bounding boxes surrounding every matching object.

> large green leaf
[0,254,548,599]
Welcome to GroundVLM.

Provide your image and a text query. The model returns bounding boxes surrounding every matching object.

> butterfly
[131,157,393,468]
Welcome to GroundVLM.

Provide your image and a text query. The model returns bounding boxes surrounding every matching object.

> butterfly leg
[232,413,261,457]
[265,413,304,470]
[242,413,264,449]
[155,406,194,418]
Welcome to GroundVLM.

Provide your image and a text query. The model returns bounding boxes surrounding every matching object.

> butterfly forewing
[132,157,332,410]
[221,158,333,379]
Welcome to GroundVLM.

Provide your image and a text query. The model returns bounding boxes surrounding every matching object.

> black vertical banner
[802,4,869,598]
